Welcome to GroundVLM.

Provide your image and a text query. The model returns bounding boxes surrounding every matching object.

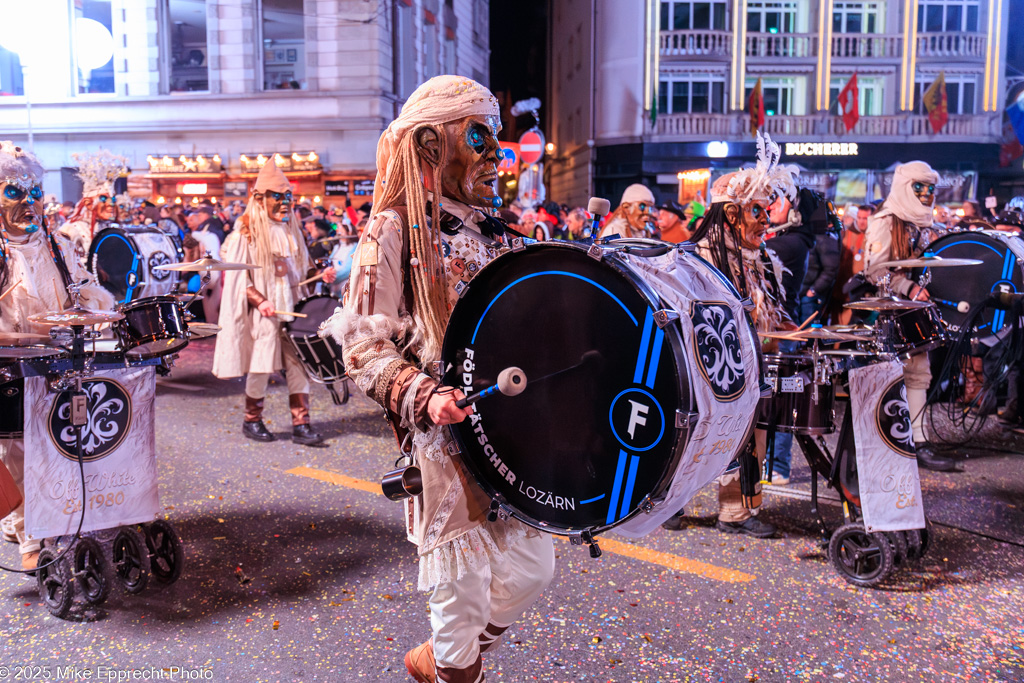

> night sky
[489,0,548,136]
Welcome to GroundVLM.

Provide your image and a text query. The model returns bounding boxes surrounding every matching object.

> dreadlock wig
[370,75,501,363]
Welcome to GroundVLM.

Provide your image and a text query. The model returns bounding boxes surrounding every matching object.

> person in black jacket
[799,228,840,324]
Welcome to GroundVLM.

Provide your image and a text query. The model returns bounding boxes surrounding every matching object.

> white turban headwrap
[372,75,500,209]
[875,161,939,228]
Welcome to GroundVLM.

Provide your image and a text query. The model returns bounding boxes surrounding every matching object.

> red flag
[837,74,860,133]
[748,78,765,137]
[922,72,949,134]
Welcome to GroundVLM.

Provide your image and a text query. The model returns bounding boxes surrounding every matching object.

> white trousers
[430,532,555,670]
[0,439,40,555]
[244,335,311,398]
[903,352,932,443]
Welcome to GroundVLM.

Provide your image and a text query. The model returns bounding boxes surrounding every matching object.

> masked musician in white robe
[0,142,115,571]
[58,150,127,264]
[212,159,324,446]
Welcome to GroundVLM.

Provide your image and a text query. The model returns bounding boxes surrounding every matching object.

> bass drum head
[286,294,342,335]
[442,242,688,535]
[919,231,1024,337]
[89,227,182,303]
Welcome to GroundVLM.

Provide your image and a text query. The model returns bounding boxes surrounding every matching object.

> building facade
[0,0,490,204]
[547,0,1012,208]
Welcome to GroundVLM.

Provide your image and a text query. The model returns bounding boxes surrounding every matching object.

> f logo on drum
[609,389,665,452]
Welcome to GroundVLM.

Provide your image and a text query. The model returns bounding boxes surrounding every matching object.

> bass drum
[441,241,763,538]
[283,294,349,404]
[917,230,1024,339]
[88,226,184,303]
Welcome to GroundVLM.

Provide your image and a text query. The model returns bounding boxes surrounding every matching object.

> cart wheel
[904,528,924,560]
[112,527,149,594]
[884,531,908,567]
[828,522,896,588]
[340,379,350,405]
[36,548,74,619]
[144,520,184,584]
[73,537,111,605]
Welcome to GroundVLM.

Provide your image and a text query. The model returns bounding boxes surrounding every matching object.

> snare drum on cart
[439,240,763,549]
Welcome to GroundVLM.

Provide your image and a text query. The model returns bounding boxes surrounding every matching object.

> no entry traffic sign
[519,129,545,165]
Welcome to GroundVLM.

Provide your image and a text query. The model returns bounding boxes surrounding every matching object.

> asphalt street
[1,338,1023,683]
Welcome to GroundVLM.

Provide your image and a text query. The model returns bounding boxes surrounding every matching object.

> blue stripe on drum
[606,450,628,525]
[579,494,606,504]
[645,326,665,389]
[994,250,1016,332]
[633,309,654,385]
[619,454,641,520]
[471,271,639,344]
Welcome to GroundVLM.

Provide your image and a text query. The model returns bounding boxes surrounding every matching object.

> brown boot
[404,640,436,683]
[242,395,274,442]
[244,395,265,423]
[477,623,508,653]
[290,393,323,445]
[21,550,39,571]
[437,656,482,683]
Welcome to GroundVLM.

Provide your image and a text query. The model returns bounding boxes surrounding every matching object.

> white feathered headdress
[73,149,129,197]
[710,131,797,204]
[0,141,44,190]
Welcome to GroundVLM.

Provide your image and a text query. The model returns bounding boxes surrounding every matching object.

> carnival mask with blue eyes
[1,183,43,236]
[912,181,936,207]
[623,200,655,233]
[417,114,503,209]
[259,188,292,222]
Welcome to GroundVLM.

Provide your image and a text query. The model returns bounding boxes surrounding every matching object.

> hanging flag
[651,88,658,128]
[1007,96,1024,146]
[748,78,765,138]
[922,72,949,134]
[837,73,860,133]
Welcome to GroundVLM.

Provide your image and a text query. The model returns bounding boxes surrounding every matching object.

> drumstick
[455,367,527,408]
[298,272,324,287]
[273,310,308,318]
[795,310,820,332]
[0,278,23,302]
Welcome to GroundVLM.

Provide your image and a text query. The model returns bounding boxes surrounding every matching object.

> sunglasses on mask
[265,190,293,202]
[912,182,936,195]
[4,185,43,202]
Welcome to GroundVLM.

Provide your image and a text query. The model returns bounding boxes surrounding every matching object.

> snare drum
[872,306,945,356]
[89,226,184,303]
[114,296,189,359]
[757,353,835,434]
[915,230,1024,340]
[284,294,346,384]
[441,241,763,538]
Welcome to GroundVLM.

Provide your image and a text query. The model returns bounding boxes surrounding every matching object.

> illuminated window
[659,1,729,31]
[915,74,976,115]
[161,0,209,92]
[829,75,884,115]
[658,73,727,114]
[75,0,116,94]
[832,1,883,33]
[746,1,798,34]
[745,76,805,116]
[261,0,305,90]
[917,0,980,32]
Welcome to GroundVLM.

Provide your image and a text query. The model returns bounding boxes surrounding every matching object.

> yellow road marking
[287,466,755,583]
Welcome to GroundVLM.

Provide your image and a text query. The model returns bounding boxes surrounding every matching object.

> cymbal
[759,327,865,343]
[154,256,259,272]
[819,349,877,357]
[874,255,983,269]
[844,297,934,311]
[187,322,221,339]
[0,332,52,344]
[28,306,125,326]
[825,324,874,336]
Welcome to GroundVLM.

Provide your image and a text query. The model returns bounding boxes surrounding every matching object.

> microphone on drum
[587,197,611,237]
[455,367,527,409]
[989,291,1024,311]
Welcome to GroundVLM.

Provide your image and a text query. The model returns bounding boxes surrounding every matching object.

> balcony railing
[831,33,903,59]
[660,30,732,57]
[916,33,986,59]
[746,32,817,58]
[651,112,1000,143]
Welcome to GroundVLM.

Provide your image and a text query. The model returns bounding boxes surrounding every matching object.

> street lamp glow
[75,18,114,71]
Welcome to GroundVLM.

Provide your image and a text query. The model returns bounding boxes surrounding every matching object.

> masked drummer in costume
[597,183,656,239]
[212,159,324,446]
[665,133,795,538]
[323,75,555,683]
[59,150,127,264]
[0,142,115,570]
[863,161,956,472]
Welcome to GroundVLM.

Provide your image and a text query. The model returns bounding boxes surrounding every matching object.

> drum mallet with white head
[587,197,611,237]
[455,367,527,408]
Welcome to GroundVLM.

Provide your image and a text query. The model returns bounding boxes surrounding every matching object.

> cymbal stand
[177,251,214,311]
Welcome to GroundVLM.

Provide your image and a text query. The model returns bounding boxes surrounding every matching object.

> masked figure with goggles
[0,142,114,571]
[212,158,324,446]
[58,150,127,264]
[864,161,955,472]
[598,183,657,239]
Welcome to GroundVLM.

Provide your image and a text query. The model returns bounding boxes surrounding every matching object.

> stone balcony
[651,112,1001,144]
[659,29,732,58]
[745,32,817,59]
[916,32,986,59]
[831,33,903,59]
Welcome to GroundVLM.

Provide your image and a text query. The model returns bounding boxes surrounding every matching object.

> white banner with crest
[24,367,159,539]
[849,360,926,533]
